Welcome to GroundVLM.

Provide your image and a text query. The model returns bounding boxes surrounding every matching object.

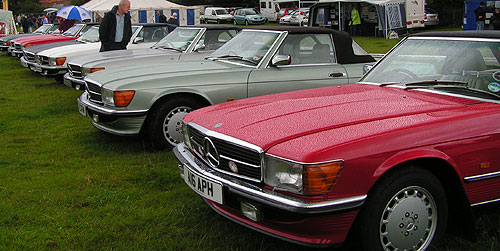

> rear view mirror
[133,37,144,44]
[271,54,291,66]
[194,44,205,52]
[363,63,374,75]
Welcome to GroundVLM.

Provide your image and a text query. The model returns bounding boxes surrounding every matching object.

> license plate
[430,16,436,19]
[63,78,72,88]
[184,165,223,204]
[21,60,27,67]
[413,20,418,24]
[78,101,87,116]
[34,66,42,72]
[10,52,15,56]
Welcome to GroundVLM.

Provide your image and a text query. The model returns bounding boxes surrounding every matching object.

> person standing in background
[349,5,361,36]
[167,12,178,26]
[157,10,167,23]
[491,8,500,30]
[99,0,132,52]
[474,2,486,30]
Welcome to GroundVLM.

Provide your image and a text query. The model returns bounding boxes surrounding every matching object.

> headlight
[82,67,105,77]
[48,57,65,66]
[102,88,135,107]
[264,155,343,195]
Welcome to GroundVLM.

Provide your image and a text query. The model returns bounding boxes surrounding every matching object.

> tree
[8,0,45,14]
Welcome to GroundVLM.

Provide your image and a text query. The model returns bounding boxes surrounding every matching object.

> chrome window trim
[185,27,207,53]
[409,36,500,43]
[464,170,500,183]
[471,198,500,207]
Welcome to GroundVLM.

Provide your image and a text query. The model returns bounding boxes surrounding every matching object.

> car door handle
[329,72,346,78]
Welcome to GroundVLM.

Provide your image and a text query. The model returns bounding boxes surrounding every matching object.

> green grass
[0,37,499,250]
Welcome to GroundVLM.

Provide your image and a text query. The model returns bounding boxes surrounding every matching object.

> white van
[259,0,280,22]
[406,0,425,28]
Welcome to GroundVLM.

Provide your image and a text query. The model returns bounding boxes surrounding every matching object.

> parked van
[200,7,234,24]
[406,0,425,28]
[260,0,280,22]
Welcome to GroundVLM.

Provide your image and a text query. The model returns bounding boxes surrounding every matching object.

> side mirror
[271,54,291,66]
[363,63,374,75]
[133,37,144,44]
[194,44,205,52]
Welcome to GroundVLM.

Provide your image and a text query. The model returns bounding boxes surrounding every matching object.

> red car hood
[184,84,479,151]
[13,34,74,45]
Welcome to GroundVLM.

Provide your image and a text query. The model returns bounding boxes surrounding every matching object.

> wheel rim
[245,20,248,25]
[379,186,438,251]
[162,106,192,146]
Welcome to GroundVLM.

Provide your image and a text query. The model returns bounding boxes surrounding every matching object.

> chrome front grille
[35,55,49,65]
[68,64,82,78]
[24,51,35,62]
[14,43,21,50]
[188,124,262,182]
[86,80,103,105]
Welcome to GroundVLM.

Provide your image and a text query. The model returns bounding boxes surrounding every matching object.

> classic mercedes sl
[65,25,240,90]
[22,23,175,77]
[0,23,59,52]
[77,26,374,150]
[8,23,97,58]
[174,31,500,250]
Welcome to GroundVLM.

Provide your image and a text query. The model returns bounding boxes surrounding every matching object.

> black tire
[352,166,448,251]
[146,98,202,151]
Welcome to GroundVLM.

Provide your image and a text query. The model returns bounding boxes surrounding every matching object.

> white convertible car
[22,23,175,77]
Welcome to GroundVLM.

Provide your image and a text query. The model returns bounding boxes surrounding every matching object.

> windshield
[62,24,84,37]
[244,9,258,15]
[215,9,229,15]
[34,24,52,34]
[362,38,500,98]
[153,28,201,51]
[77,27,100,43]
[209,30,280,66]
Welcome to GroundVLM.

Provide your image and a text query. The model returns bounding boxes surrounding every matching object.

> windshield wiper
[380,80,468,88]
[406,84,500,100]
[208,55,258,65]
[154,46,183,52]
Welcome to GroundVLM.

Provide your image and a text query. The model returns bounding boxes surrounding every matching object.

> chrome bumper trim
[174,143,367,214]
[78,93,148,116]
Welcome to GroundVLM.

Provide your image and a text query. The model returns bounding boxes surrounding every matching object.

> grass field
[0,38,499,250]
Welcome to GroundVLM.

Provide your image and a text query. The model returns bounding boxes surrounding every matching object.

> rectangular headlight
[264,155,303,194]
[182,121,192,149]
[264,155,343,196]
[101,88,114,106]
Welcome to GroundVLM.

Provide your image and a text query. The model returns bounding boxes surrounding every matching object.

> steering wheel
[389,68,418,81]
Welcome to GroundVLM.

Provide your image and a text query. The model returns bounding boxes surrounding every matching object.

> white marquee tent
[0,9,17,36]
[81,0,200,25]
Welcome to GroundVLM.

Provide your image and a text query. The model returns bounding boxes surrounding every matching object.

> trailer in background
[405,0,425,28]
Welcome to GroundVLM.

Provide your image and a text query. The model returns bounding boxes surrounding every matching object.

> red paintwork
[184,83,500,244]
[206,199,358,246]
[11,25,84,46]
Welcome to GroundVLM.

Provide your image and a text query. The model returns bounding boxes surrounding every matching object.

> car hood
[85,51,211,72]
[184,84,479,151]
[247,14,264,18]
[86,59,248,90]
[13,34,73,44]
[71,47,175,67]
[38,42,100,58]
[24,40,80,54]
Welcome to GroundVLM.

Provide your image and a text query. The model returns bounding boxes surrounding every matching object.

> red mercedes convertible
[174,31,500,250]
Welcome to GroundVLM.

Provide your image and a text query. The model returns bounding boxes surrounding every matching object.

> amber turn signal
[24,43,33,48]
[6,41,10,46]
[113,90,135,107]
[56,57,66,66]
[90,67,105,73]
[303,161,343,195]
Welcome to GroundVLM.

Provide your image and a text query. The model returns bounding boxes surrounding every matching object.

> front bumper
[31,62,67,76]
[174,143,366,246]
[0,45,8,52]
[247,19,266,25]
[63,72,86,90]
[77,92,148,136]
